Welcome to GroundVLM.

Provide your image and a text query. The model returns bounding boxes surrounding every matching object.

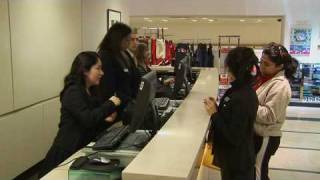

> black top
[137,64,151,77]
[53,83,116,152]
[98,50,141,109]
[210,80,258,171]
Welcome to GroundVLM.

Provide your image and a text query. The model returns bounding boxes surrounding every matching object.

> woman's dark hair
[98,22,132,54]
[136,43,148,66]
[262,42,298,79]
[60,51,100,97]
[225,47,259,85]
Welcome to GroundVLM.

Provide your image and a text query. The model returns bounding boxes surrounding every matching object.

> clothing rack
[218,35,240,58]
[140,27,166,39]
[179,39,213,45]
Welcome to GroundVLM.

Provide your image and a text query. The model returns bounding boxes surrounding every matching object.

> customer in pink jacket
[253,42,298,180]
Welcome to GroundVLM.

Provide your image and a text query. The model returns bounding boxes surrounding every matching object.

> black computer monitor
[129,71,159,134]
[172,57,190,99]
[174,51,193,82]
[185,54,194,83]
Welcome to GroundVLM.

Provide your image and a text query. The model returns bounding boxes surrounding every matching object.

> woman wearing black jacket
[135,43,174,98]
[39,52,121,177]
[98,23,141,118]
[204,47,259,180]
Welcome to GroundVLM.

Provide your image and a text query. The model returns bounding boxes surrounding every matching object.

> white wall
[10,0,82,109]
[283,0,320,63]
[0,0,130,179]
[128,0,284,16]
[134,20,282,45]
[128,0,320,63]
[0,0,14,115]
[82,0,129,51]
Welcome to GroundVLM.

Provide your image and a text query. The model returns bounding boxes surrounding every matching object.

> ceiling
[130,16,283,29]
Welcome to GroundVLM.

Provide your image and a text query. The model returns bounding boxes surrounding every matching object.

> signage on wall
[290,27,312,56]
[107,9,121,30]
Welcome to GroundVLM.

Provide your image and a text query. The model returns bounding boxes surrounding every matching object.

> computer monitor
[174,50,193,83]
[185,54,194,83]
[172,57,190,99]
[129,71,159,134]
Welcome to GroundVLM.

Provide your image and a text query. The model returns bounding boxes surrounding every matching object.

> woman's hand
[105,112,117,123]
[203,97,217,116]
[163,78,175,85]
[109,96,121,106]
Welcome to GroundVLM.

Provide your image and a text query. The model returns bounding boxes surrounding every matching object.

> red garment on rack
[164,40,176,65]
[165,40,171,64]
[151,38,157,65]
[172,42,176,58]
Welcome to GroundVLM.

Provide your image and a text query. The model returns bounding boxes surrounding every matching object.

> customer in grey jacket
[253,42,298,180]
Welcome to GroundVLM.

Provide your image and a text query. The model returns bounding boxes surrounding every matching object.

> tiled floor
[197,106,320,180]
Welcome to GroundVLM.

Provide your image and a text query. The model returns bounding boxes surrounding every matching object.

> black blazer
[137,64,151,77]
[53,83,116,152]
[210,80,258,171]
[98,50,141,109]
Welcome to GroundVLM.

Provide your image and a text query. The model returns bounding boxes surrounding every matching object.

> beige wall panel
[82,0,129,50]
[9,0,82,109]
[0,105,45,179]
[0,0,14,115]
[42,98,60,151]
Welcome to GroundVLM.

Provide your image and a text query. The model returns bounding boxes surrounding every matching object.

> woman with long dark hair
[204,47,259,180]
[254,43,298,180]
[135,43,174,97]
[39,51,120,177]
[98,23,141,120]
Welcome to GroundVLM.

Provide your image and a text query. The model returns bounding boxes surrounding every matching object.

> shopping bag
[201,143,220,170]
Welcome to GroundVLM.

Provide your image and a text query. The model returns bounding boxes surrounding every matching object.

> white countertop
[41,68,219,180]
[122,68,218,180]
[150,65,209,72]
[40,150,85,180]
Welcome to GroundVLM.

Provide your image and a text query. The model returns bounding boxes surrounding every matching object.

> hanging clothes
[164,40,175,65]
[151,38,157,65]
[170,41,176,60]
[139,37,174,66]
[156,39,166,65]
[196,43,209,67]
[207,43,214,67]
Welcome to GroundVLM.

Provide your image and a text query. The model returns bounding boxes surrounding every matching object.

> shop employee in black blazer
[39,52,121,177]
[135,43,174,98]
[204,47,259,180]
[98,23,141,121]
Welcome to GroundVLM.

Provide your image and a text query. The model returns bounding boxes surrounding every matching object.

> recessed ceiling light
[161,19,168,22]
[202,17,208,20]
[257,19,262,23]
[240,19,246,22]
[191,19,198,22]
[147,19,153,22]
[208,19,214,22]
[143,17,150,20]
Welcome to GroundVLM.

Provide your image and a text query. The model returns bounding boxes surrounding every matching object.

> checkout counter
[41,67,218,180]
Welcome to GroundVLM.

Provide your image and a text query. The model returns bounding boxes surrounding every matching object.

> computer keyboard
[92,125,130,150]
[155,97,170,110]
